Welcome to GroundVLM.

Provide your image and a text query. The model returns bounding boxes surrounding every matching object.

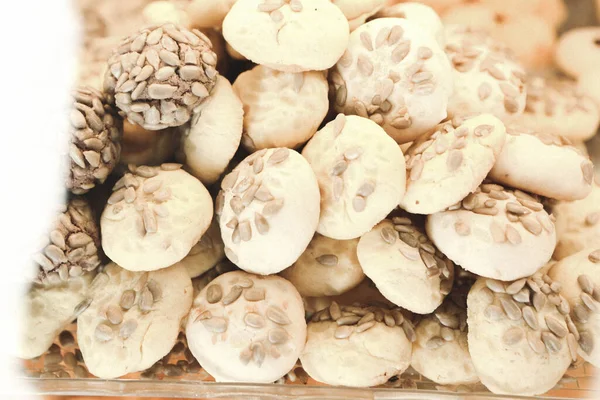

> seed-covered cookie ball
[104,23,218,130]
[68,87,122,194]
[34,197,101,286]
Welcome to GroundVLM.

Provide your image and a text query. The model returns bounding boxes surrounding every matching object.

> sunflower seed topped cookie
[302,115,405,239]
[426,182,556,281]
[233,65,328,151]
[357,216,454,314]
[104,23,218,130]
[101,163,213,271]
[467,274,574,395]
[331,17,453,143]
[300,303,414,387]
[68,86,122,194]
[444,26,526,121]
[555,27,600,78]
[77,262,193,379]
[489,124,595,201]
[280,233,364,297]
[400,113,506,215]
[222,0,350,72]
[373,2,445,46]
[217,148,320,275]
[549,248,600,367]
[186,270,306,382]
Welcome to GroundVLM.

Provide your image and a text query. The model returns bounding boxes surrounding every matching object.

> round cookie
[373,2,445,46]
[217,148,320,275]
[101,163,213,271]
[549,248,600,367]
[180,75,243,186]
[18,275,93,359]
[77,262,193,379]
[489,125,595,201]
[331,17,453,144]
[553,179,600,261]
[332,0,386,31]
[222,0,349,72]
[280,234,363,297]
[426,182,557,281]
[512,77,600,143]
[443,5,556,70]
[401,114,506,214]
[444,26,527,121]
[577,70,600,110]
[120,121,179,166]
[411,295,478,385]
[186,270,306,382]
[357,217,454,314]
[233,65,328,151]
[302,115,406,240]
[187,0,237,28]
[141,1,190,27]
[301,303,414,387]
[177,219,225,278]
[467,275,574,396]
[555,27,600,78]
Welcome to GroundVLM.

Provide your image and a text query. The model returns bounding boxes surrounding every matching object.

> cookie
[549,248,600,367]
[120,121,179,166]
[512,77,600,143]
[101,164,213,271]
[553,179,600,260]
[489,125,595,201]
[442,5,556,69]
[180,75,243,186]
[77,262,193,378]
[302,115,406,240]
[373,2,445,46]
[331,17,453,143]
[426,183,556,281]
[177,219,225,278]
[332,0,385,31]
[555,27,600,78]
[217,148,320,275]
[141,1,190,27]
[444,26,526,121]
[280,233,363,297]
[357,217,454,314]
[400,114,506,214]
[187,0,237,28]
[467,274,574,395]
[233,66,328,151]
[186,270,306,382]
[18,275,93,359]
[222,0,349,72]
[475,0,567,29]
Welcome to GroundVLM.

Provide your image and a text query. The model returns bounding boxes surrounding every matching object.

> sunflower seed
[521,306,538,330]
[194,310,212,322]
[202,317,228,333]
[402,321,417,342]
[578,275,594,294]
[581,161,594,184]
[268,328,289,345]
[512,287,530,303]
[263,198,284,217]
[117,319,137,339]
[503,327,524,345]
[239,347,252,365]
[268,148,290,165]
[105,305,123,325]
[579,331,594,354]
[527,331,546,354]
[206,284,222,304]
[484,305,504,321]
[425,336,445,349]
[566,333,578,361]
[588,250,600,263]
[500,298,521,320]
[222,285,243,305]
[532,292,546,312]
[436,313,459,329]
[333,325,353,339]
[545,315,568,338]
[504,225,522,245]
[357,55,374,76]
[574,303,590,323]
[337,315,361,326]
[381,227,397,244]
[331,160,348,176]
[328,301,342,320]
[454,221,470,236]
[138,287,154,312]
[353,196,367,212]
[581,293,597,311]
[244,313,265,329]
[267,305,291,325]
[357,181,375,197]
[95,323,113,342]
[542,331,562,353]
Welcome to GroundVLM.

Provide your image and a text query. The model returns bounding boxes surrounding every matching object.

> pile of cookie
[19,0,600,397]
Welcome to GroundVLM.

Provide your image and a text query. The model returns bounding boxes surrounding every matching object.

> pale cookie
[555,27,600,78]
[222,0,349,72]
[217,148,320,275]
[186,271,306,382]
[302,115,406,240]
[401,114,506,214]
[101,164,213,271]
[180,75,243,185]
[444,26,526,121]
[357,217,454,314]
[177,219,225,278]
[77,263,193,379]
[18,275,92,359]
[577,70,600,110]
[489,125,595,201]
[120,121,179,166]
[331,18,453,144]
[142,1,190,27]
[467,275,574,396]
[549,248,600,367]
[412,295,478,385]
[187,0,237,28]
[442,5,555,70]
[301,304,414,387]
[373,2,445,46]
[553,177,600,260]
[332,0,385,31]
[280,234,364,297]
[513,77,600,143]
[426,183,556,281]
[233,65,328,151]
